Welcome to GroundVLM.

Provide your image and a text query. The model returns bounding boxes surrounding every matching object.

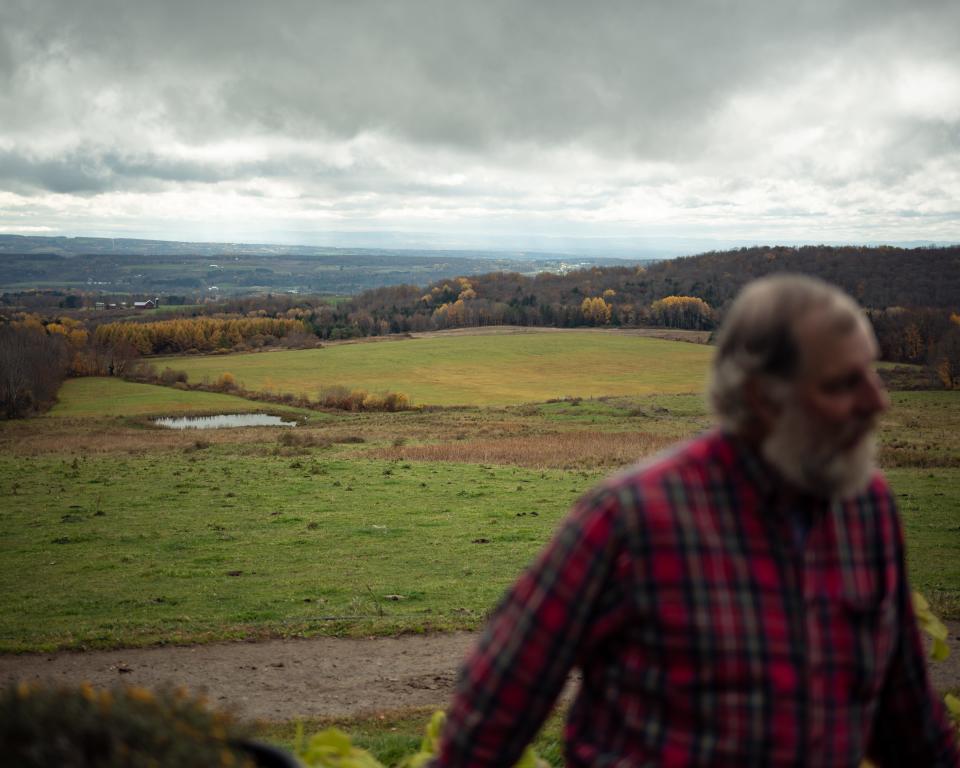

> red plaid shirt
[435,431,959,767]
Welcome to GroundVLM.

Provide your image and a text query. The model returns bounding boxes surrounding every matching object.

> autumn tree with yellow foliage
[649,295,715,330]
[580,297,612,325]
[93,316,307,355]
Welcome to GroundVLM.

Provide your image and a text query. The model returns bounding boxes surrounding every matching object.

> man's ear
[743,376,781,435]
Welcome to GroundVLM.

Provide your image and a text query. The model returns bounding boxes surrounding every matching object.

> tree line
[93,316,310,355]
[0,317,72,418]
[3,244,959,417]
[0,312,312,418]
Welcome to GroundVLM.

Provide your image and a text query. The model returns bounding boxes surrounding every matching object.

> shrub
[362,392,385,411]
[124,361,159,383]
[318,385,351,409]
[159,367,188,385]
[318,385,412,412]
[911,594,960,739]
[294,710,549,768]
[216,372,237,391]
[346,389,367,411]
[383,391,411,412]
[0,683,254,768]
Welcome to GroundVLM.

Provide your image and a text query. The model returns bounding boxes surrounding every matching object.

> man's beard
[761,402,878,500]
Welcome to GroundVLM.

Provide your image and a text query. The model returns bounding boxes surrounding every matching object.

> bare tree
[0,325,70,418]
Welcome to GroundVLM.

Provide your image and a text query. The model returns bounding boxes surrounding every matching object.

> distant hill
[343,244,960,327]
[635,244,960,309]
[0,234,645,296]
[0,233,580,259]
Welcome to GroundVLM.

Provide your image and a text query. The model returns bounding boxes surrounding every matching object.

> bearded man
[433,275,959,767]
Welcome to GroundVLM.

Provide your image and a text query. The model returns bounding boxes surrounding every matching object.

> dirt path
[2,624,958,722]
[0,633,476,721]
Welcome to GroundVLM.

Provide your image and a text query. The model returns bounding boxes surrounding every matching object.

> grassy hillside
[155,331,713,406]
[1,381,958,651]
[47,378,276,418]
[1,331,957,651]
[0,450,594,651]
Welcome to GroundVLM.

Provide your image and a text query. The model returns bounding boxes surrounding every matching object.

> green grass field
[3,332,960,764]
[46,378,281,418]
[5,331,958,767]
[1,377,958,651]
[155,332,714,406]
[0,449,599,651]
[1,332,959,653]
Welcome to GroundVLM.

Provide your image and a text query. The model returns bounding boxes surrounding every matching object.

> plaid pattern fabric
[435,431,959,767]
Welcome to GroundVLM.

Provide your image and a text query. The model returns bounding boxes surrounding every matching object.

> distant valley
[0,234,646,297]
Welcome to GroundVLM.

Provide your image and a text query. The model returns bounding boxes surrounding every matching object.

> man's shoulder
[855,470,897,512]
[865,470,894,497]
[599,430,735,496]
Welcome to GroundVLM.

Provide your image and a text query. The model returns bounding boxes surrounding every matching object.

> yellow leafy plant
[913,593,960,732]
[294,724,385,768]
[398,710,550,768]
[296,711,552,768]
[863,593,958,767]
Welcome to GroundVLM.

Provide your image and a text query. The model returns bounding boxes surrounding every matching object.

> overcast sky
[1,0,959,253]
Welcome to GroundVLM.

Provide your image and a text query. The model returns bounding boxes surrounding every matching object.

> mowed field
[45,377,277,418]
[155,331,714,406]
[1,329,958,654]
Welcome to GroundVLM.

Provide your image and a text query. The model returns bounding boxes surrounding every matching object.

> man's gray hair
[709,274,868,431]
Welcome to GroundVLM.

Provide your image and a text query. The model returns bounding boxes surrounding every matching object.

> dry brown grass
[369,430,675,469]
[0,420,300,456]
[0,407,542,457]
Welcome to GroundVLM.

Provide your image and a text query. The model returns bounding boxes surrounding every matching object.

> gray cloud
[6,0,956,152]
[1,0,959,244]
[0,147,242,193]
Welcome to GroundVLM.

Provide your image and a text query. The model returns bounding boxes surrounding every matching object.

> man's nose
[860,369,890,415]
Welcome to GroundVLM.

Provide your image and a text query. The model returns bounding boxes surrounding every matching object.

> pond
[154,414,297,430]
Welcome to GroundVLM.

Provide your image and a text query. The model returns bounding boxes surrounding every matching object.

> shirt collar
[720,428,832,513]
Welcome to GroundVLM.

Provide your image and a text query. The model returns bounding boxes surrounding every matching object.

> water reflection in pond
[154,414,297,430]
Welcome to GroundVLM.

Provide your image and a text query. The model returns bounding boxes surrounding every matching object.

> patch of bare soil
[0,633,476,722]
[2,624,958,723]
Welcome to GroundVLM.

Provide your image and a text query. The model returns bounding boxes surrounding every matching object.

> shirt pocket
[835,592,898,700]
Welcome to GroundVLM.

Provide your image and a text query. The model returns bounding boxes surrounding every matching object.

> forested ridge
[3,244,960,417]
[341,245,960,330]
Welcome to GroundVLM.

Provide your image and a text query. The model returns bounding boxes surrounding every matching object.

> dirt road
[2,624,958,722]
[0,633,476,721]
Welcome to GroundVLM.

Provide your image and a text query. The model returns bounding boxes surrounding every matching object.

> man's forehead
[793,310,876,377]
